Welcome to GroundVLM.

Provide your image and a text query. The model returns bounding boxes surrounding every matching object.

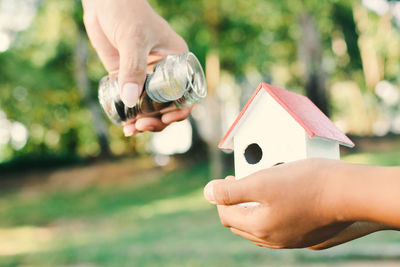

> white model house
[219,82,354,180]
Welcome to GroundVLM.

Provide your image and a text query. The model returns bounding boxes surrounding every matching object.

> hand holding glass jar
[82,0,190,135]
[98,52,207,132]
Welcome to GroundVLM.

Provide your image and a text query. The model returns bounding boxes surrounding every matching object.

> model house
[219,82,354,180]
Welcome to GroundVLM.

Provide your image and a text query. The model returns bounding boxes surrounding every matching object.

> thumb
[204,177,256,205]
[118,41,149,108]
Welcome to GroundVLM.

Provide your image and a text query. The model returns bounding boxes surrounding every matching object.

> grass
[342,149,400,166]
[0,152,399,266]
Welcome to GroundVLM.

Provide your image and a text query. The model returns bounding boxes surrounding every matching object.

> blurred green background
[0,0,400,266]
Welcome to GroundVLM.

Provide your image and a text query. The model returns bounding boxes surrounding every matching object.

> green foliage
[332,2,363,71]
[343,149,400,166]
[1,0,399,163]
[0,0,100,161]
[151,0,370,91]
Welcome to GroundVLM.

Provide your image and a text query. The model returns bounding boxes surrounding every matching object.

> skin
[82,0,190,135]
[204,158,400,249]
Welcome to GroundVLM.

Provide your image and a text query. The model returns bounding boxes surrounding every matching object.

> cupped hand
[203,158,355,249]
[82,0,189,135]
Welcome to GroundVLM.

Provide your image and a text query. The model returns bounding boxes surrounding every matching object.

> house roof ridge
[218,82,354,150]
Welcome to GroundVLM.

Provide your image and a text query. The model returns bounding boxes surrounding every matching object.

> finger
[161,107,191,124]
[203,177,259,205]
[153,28,189,55]
[225,175,235,181]
[254,242,267,248]
[135,117,167,132]
[118,39,150,108]
[82,6,119,72]
[123,123,138,137]
[230,228,267,245]
[217,204,256,231]
[147,53,166,72]
[231,228,283,249]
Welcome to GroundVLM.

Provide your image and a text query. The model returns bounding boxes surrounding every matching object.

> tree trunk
[298,12,329,116]
[201,0,224,179]
[74,30,111,158]
[204,50,223,179]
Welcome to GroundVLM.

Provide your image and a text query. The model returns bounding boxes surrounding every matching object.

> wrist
[325,162,400,227]
[318,159,353,224]
[323,161,373,223]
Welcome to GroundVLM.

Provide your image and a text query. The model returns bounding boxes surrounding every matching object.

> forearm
[309,221,392,250]
[327,162,400,228]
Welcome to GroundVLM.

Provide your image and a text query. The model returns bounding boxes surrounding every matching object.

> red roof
[218,83,355,150]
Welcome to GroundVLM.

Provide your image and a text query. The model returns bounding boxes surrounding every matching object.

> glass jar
[98,52,207,125]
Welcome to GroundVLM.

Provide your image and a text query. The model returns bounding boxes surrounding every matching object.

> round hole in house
[244,143,263,165]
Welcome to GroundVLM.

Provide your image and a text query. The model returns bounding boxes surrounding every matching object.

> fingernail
[123,124,136,137]
[204,182,216,204]
[122,83,139,108]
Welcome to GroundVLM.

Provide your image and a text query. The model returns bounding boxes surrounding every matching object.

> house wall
[233,90,307,179]
[306,135,340,159]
